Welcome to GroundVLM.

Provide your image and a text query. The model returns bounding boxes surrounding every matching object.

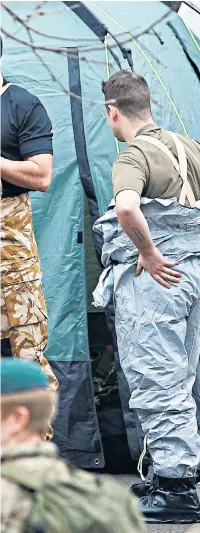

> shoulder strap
[0,83,13,96]
[135,134,180,173]
[169,132,196,208]
[135,134,196,208]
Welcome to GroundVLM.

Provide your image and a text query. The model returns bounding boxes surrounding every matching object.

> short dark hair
[102,70,151,119]
[0,36,3,57]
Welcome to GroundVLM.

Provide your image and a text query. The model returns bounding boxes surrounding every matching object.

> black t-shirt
[1,80,53,198]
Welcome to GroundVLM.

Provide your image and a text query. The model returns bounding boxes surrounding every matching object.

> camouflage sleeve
[125,491,147,533]
[1,478,32,533]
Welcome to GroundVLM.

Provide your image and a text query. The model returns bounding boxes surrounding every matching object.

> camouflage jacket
[1,442,146,533]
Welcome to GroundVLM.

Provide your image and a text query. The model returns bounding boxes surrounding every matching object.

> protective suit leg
[118,257,200,478]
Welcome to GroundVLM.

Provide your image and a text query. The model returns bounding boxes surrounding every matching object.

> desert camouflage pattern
[1,442,146,533]
[0,193,58,394]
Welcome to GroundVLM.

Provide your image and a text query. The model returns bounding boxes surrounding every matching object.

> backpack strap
[0,82,13,96]
[135,133,196,208]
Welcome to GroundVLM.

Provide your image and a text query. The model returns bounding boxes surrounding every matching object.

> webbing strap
[135,135,180,173]
[0,83,13,96]
[135,133,196,208]
[170,132,196,208]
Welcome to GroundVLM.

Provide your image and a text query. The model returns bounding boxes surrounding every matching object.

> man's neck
[2,433,42,446]
[123,118,156,144]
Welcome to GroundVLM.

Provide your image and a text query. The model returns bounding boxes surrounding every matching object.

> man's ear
[12,406,30,434]
[109,105,118,121]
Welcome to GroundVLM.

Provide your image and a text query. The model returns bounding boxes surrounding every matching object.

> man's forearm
[115,191,180,287]
[0,157,47,191]
[118,205,155,255]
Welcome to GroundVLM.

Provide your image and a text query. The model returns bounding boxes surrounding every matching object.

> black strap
[63,1,130,71]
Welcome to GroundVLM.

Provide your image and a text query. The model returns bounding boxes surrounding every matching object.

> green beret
[1,358,49,394]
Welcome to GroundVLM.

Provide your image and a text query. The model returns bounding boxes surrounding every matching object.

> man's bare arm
[116,189,155,254]
[0,154,52,192]
[116,190,181,288]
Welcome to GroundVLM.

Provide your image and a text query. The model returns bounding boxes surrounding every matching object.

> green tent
[2,1,200,469]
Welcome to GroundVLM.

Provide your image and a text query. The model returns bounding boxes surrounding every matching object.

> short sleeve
[18,100,53,159]
[112,147,148,198]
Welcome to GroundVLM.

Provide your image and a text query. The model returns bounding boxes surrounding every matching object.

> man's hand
[135,248,181,288]
[116,190,182,288]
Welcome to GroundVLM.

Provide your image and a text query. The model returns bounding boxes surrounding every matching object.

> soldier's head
[102,70,152,142]
[1,359,57,445]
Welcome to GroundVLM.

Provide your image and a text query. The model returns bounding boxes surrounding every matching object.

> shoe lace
[137,434,148,482]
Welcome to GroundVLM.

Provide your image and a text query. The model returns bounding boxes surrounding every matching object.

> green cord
[88,0,189,137]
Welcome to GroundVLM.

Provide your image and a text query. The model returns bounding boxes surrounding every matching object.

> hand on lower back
[135,248,181,288]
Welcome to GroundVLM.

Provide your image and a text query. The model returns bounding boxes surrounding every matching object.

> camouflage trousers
[0,193,59,401]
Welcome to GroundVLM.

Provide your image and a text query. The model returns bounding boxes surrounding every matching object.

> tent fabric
[167,19,200,77]
[51,360,104,467]
[2,0,200,467]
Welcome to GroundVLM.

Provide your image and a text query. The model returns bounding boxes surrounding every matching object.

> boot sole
[144,510,200,524]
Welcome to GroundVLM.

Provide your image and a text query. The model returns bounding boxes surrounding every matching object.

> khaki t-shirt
[112,124,200,202]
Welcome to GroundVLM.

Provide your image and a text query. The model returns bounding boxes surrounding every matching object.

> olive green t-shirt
[112,124,200,202]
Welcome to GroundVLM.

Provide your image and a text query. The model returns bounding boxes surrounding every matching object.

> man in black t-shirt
[0,40,58,426]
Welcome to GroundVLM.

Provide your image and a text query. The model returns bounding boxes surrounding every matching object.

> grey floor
[114,474,200,533]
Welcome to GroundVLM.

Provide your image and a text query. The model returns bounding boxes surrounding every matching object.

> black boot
[130,479,151,497]
[130,465,154,497]
[140,475,200,523]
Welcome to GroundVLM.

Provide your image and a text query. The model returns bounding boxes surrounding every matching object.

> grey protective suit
[93,134,200,478]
